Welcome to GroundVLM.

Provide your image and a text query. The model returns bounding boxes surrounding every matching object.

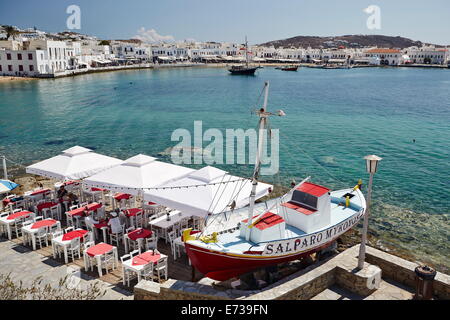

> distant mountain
[258,35,443,49]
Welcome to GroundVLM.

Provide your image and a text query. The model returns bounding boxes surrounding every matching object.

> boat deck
[198,188,365,254]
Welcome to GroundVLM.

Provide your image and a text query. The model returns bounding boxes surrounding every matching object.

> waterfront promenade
[1,61,447,82]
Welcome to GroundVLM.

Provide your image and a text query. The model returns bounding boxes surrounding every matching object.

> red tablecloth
[67,203,102,217]
[114,193,132,200]
[7,211,33,220]
[63,180,79,186]
[62,229,88,241]
[93,220,109,229]
[31,219,57,229]
[147,202,157,205]
[29,189,51,196]
[86,243,114,257]
[37,202,59,212]
[128,228,152,241]
[2,199,11,206]
[132,252,160,266]
[91,187,106,192]
[125,208,142,217]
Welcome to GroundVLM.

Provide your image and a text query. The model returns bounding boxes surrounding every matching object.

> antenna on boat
[244,81,285,241]
[245,36,249,68]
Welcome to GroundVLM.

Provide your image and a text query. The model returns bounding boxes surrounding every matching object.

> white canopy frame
[143,166,273,218]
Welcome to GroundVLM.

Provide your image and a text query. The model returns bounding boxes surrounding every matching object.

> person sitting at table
[67,192,79,206]
[57,186,68,202]
[84,211,99,230]
[108,210,123,234]
[116,208,128,227]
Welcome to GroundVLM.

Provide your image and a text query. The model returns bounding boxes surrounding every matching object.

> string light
[1,155,253,191]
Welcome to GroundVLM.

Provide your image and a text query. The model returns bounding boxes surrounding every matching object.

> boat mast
[245,36,249,68]
[245,81,269,241]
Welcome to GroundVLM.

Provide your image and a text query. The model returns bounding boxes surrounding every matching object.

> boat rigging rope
[201,176,249,236]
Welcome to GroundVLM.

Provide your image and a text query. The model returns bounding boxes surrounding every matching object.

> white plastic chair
[110,225,124,247]
[153,256,168,282]
[180,218,189,230]
[35,227,49,249]
[47,223,60,240]
[167,230,177,257]
[129,249,140,258]
[0,212,9,236]
[64,226,75,234]
[67,237,81,261]
[120,253,138,287]
[50,205,61,220]
[145,236,158,252]
[12,217,26,238]
[65,212,75,228]
[83,241,96,269]
[141,262,154,281]
[99,250,116,274]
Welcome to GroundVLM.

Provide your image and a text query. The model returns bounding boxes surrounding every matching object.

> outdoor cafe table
[83,242,118,277]
[52,229,88,264]
[54,180,80,193]
[121,250,167,285]
[66,203,102,217]
[2,196,24,208]
[36,201,60,219]
[0,210,34,240]
[83,187,106,203]
[93,219,110,242]
[148,210,191,242]
[124,228,153,253]
[112,193,133,209]
[22,218,60,250]
[36,201,59,213]
[24,188,52,202]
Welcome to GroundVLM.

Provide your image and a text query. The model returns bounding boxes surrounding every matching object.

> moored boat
[228,37,259,75]
[182,82,366,281]
[280,65,299,71]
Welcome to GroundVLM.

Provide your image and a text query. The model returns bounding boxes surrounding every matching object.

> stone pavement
[0,239,133,300]
[311,279,415,300]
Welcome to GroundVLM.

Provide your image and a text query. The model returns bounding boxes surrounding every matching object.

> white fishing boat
[181,82,366,281]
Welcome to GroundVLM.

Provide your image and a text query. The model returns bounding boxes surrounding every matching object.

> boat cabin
[240,211,286,243]
[279,182,331,233]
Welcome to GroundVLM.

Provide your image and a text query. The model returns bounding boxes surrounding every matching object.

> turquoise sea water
[0,66,449,268]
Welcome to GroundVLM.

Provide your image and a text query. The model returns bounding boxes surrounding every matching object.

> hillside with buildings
[259,34,438,49]
[0,25,449,78]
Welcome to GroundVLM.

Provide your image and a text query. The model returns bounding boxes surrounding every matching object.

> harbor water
[0,66,449,269]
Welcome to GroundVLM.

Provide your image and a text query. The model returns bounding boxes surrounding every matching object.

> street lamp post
[357,154,382,270]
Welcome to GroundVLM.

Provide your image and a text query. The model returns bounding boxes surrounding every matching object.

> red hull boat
[181,82,366,281]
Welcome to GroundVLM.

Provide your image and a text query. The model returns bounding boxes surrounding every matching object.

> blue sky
[1,0,449,45]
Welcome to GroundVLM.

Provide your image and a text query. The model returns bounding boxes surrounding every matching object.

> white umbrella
[26,146,123,181]
[143,166,273,218]
[83,154,195,196]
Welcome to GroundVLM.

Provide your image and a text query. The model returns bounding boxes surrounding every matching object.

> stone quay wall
[134,245,450,300]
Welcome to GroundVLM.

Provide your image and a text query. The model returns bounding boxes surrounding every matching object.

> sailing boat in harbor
[182,81,367,281]
[228,37,259,75]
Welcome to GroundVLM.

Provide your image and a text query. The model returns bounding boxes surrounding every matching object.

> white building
[26,39,71,72]
[365,48,403,65]
[405,46,448,65]
[0,48,50,76]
